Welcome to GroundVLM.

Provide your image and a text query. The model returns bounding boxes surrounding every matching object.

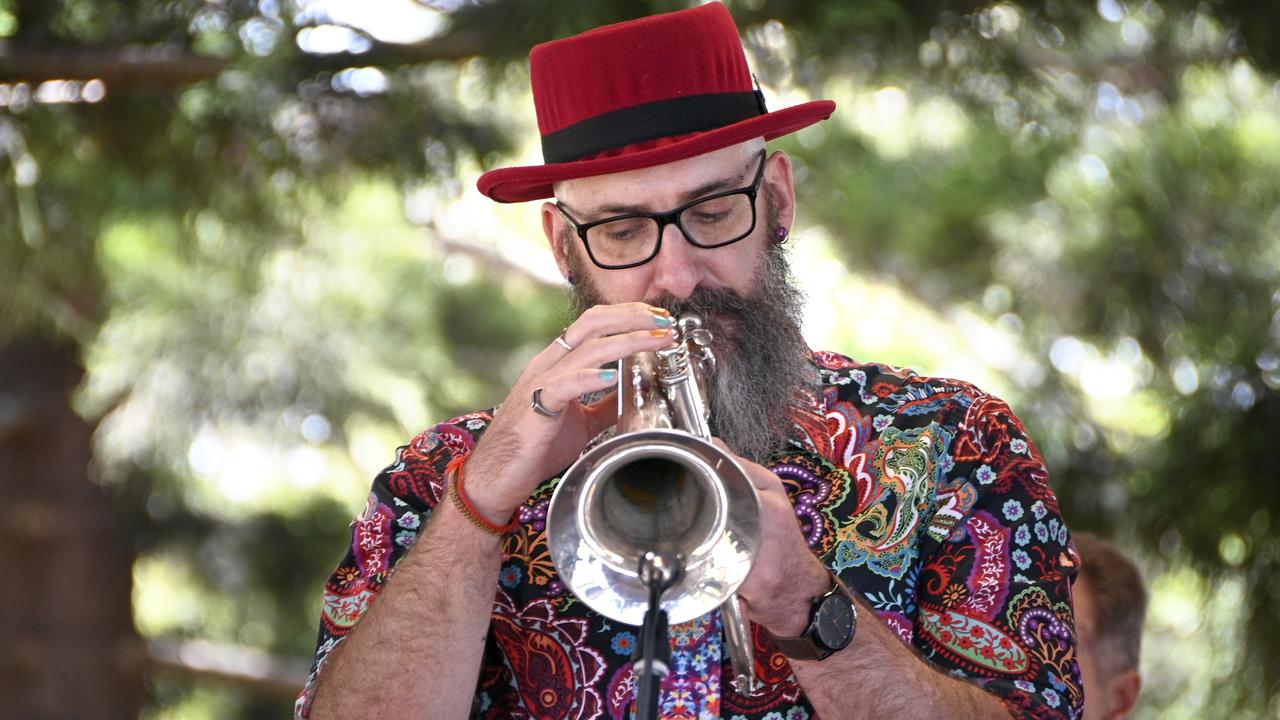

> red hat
[476,2,835,203]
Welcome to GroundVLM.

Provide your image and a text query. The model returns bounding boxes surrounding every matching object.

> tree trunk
[0,338,143,720]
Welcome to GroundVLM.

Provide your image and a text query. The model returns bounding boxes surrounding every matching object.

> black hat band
[541,90,768,165]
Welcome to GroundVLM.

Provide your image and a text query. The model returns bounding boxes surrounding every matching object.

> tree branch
[433,231,562,289]
[0,42,228,85]
[0,29,491,86]
[147,638,308,700]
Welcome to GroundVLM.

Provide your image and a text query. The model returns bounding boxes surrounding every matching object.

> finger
[565,326,678,369]
[749,466,788,498]
[565,302,673,349]
[527,304,674,379]
[711,438,786,494]
[530,367,623,417]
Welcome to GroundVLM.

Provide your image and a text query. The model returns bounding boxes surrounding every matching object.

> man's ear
[541,201,571,278]
[765,150,797,235]
[1106,668,1142,720]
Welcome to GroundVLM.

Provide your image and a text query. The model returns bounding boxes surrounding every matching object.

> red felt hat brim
[477,100,836,204]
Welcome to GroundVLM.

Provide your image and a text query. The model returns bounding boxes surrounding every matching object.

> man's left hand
[719,443,833,637]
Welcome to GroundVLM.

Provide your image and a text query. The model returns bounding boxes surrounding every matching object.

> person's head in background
[1073,531,1147,719]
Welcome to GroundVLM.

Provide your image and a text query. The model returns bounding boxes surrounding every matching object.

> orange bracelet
[447,455,519,535]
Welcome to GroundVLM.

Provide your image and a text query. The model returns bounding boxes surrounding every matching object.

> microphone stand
[632,551,682,720]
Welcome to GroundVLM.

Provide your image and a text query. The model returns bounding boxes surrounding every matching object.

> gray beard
[568,233,814,464]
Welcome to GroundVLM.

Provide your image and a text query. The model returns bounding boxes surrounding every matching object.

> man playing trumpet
[299,4,1082,719]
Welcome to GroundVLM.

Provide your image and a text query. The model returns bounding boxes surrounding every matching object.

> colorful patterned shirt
[298,352,1083,719]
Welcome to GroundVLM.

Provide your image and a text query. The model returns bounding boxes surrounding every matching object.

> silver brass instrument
[547,315,763,694]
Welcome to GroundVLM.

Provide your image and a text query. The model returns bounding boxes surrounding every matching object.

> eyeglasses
[556,150,767,270]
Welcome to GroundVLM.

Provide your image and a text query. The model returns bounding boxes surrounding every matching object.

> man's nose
[647,222,706,300]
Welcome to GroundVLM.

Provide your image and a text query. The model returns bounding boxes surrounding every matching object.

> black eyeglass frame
[555,150,768,270]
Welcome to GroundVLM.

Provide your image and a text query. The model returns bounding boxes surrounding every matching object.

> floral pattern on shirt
[297,352,1082,719]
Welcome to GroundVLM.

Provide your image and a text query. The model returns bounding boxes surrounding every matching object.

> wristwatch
[770,573,858,661]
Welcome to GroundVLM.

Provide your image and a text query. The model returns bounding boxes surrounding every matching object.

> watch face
[814,593,856,651]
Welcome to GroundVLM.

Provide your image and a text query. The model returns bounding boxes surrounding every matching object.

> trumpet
[547,314,763,695]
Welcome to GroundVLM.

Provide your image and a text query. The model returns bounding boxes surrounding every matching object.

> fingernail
[653,314,673,328]
[599,369,617,381]
[650,328,673,338]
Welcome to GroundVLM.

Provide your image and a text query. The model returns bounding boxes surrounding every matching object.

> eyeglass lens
[586,193,755,267]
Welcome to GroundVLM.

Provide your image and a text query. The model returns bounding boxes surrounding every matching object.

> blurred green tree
[1,0,1277,718]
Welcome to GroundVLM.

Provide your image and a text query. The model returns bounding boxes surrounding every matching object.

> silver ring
[554,331,574,352]
[531,387,562,417]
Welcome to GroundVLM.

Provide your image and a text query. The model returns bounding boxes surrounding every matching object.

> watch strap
[770,573,856,661]
[770,617,831,660]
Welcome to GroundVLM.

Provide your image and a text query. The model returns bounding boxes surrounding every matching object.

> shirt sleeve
[914,392,1082,720]
[293,413,489,719]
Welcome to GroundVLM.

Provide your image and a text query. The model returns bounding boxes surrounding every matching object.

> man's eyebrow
[571,159,755,218]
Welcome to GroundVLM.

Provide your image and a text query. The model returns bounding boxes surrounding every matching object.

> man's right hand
[460,302,678,524]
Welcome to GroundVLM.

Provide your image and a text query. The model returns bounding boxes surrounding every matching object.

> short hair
[1075,531,1148,673]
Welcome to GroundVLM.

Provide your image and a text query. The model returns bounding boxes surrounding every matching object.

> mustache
[649,286,754,320]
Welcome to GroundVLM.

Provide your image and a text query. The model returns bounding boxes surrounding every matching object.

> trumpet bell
[548,428,761,626]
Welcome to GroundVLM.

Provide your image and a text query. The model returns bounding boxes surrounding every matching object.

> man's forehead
[554,140,764,212]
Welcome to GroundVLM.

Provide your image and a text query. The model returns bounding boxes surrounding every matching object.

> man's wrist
[769,569,859,661]
[768,556,834,637]
[444,453,522,536]
[455,448,521,521]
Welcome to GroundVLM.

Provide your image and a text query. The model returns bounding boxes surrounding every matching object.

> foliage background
[1,0,1278,718]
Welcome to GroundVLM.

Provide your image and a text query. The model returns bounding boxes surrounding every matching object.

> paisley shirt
[298,352,1083,719]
